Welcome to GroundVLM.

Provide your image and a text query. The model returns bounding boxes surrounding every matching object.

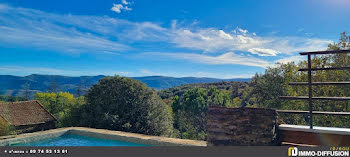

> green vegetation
[171,87,233,140]
[0,103,15,136]
[0,95,27,102]
[158,81,250,140]
[79,76,174,137]
[0,120,14,136]
[34,92,85,127]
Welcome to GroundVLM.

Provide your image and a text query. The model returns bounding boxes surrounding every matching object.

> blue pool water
[16,134,150,146]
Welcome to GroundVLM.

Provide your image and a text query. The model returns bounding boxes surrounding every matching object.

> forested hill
[0,74,250,97]
[158,81,249,100]
[134,76,250,89]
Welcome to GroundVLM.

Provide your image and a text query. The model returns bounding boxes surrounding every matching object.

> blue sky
[0,0,349,78]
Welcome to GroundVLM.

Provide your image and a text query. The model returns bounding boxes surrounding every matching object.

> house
[0,100,57,134]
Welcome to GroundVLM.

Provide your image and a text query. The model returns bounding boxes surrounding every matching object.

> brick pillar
[207,106,279,146]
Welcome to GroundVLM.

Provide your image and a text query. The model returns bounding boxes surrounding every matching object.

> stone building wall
[14,121,56,134]
[207,106,279,146]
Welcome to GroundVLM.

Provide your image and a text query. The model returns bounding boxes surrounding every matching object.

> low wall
[207,106,279,146]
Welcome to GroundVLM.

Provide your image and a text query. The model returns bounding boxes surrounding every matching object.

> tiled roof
[0,100,56,126]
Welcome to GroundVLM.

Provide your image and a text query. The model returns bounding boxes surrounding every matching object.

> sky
[0,0,349,78]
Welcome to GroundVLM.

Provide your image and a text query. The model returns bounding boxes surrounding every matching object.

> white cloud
[111,4,124,13]
[218,30,234,39]
[0,4,131,54]
[0,26,128,54]
[121,0,130,5]
[141,51,311,69]
[0,3,334,61]
[111,1,132,14]
[143,52,270,68]
[0,66,72,75]
[0,65,131,76]
[0,4,168,54]
[140,69,162,76]
[248,48,279,56]
[233,27,249,34]
[171,27,332,56]
[138,69,254,78]
[194,72,254,79]
[274,56,304,64]
[138,69,189,77]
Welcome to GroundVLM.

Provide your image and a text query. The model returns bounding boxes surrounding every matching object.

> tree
[0,95,27,102]
[50,78,57,93]
[207,86,232,107]
[171,87,232,140]
[24,82,30,100]
[76,79,83,97]
[0,103,15,136]
[328,32,350,50]
[35,92,85,127]
[0,119,13,136]
[249,63,295,109]
[81,76,174,137]
[245,32,350,127]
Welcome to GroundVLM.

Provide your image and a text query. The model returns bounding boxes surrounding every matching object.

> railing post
[308,53,313,129]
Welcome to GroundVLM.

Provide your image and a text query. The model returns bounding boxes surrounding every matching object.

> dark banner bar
[2,146,350,157]
[0,146,290,157]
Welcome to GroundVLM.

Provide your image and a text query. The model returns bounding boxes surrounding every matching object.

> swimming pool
[15,134,149,146]
[0,127,207,146]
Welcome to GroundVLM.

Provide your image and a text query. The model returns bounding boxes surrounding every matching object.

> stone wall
[15,121,56,134]
[207,106,279,146]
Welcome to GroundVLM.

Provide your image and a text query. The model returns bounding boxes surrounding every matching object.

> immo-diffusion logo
[288,147,350,157]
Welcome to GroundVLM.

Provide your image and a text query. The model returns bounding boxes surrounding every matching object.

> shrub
[0,119,14,136]
[82,76,174,137]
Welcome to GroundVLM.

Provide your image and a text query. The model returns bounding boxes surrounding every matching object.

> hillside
[0,74,250,98]
[158,81,250,100]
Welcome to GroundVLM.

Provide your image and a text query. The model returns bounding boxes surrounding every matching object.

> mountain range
[0,74,251,98]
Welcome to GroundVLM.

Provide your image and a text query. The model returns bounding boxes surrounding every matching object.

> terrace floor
[279,124,350,146]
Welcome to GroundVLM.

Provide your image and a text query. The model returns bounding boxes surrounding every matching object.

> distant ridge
[0,74,251,98]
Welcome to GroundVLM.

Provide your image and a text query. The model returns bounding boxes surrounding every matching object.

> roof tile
[0,100,56,126]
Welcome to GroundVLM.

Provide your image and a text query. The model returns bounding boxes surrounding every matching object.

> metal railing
[279,50,350,129]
